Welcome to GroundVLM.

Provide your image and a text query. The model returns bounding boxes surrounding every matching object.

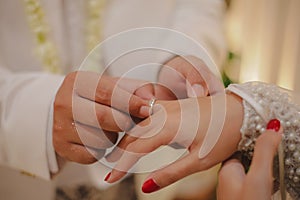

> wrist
[195,93,243,167]
[223,92,244,149]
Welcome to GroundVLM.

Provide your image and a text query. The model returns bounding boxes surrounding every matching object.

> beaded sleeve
[227,82,300,199]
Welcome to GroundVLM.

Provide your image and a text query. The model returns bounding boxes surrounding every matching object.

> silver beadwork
[227,82,300,200]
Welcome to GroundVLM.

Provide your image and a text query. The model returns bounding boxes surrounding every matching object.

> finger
[248,129,282,175]
[73,71,150,118]
[105,134,137,163]
[186,81,206,97]
[243,129,282,200]
[183,56,224,96]
[115,77,152,95]
[160,56,224,98]
[115,78,154,116]
[217,159,245,200]
[158,58,189,99]
[133,83,155,100]
[71,122,118,149]
[105,131,167,182]
[73,96,133,132]
[55,141,105,164]
[154,84,177,100]
[106,104,167,162]
[105,127,169,183]
[141,152,208,193]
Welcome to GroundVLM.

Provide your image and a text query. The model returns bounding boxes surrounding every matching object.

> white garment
[0,0,227,199]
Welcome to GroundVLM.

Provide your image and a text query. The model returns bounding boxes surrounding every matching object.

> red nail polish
[267,119,281,132]
[104,172,111,182]
[142,179,160,193]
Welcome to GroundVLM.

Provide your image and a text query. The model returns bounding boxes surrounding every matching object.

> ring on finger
[148,98,156,115]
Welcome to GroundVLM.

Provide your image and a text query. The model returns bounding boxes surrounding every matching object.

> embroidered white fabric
[227,82,300,200]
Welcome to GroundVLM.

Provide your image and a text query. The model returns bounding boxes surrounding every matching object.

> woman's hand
[104,93,244,193]
[217,128,282,200]
[53,71,153,164]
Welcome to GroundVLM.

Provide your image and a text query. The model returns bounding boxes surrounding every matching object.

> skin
[53,71,154,164]
[52,56,281,199]
[217,129,282,200]
[105,92,244,188]
[53,55,220,165]
[157,55,224,99]
[105,94,283,199]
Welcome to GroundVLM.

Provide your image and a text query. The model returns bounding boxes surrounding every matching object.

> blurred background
[224,0,300,93]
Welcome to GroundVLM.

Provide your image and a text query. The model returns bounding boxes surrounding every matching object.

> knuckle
[65,71,78,83]
[52,121,64,133]
[96,108,107,124]
[53,97,69,111]
[54,75,77,112]
[95,87,112,103]
[129,98,142,113]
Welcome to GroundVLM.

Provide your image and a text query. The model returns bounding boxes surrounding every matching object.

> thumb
[243,127,283,200]
[249,128,282,174]
[217,158,245,200]
[184,56,224,97]
[141,153,201,193]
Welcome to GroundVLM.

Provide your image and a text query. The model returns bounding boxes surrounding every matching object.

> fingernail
[140,106,150,116]
[104,172,111,182]
[267,119,281,132]
[142,178,160,193]
[192,84,205,96]
[187,84,205,97]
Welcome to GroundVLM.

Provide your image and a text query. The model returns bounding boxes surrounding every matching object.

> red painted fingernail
[104,172,111,182]
[267,119,281,132]
[142,179,160,193]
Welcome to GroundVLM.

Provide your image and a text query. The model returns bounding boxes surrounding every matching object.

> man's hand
[156,55,224,100]
[53,71,153,164]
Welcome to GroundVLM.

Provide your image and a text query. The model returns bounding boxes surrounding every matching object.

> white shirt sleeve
[104,0,227,81]
[0,65,64,180]
[151,0,227,79]
[167,0,227,67]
